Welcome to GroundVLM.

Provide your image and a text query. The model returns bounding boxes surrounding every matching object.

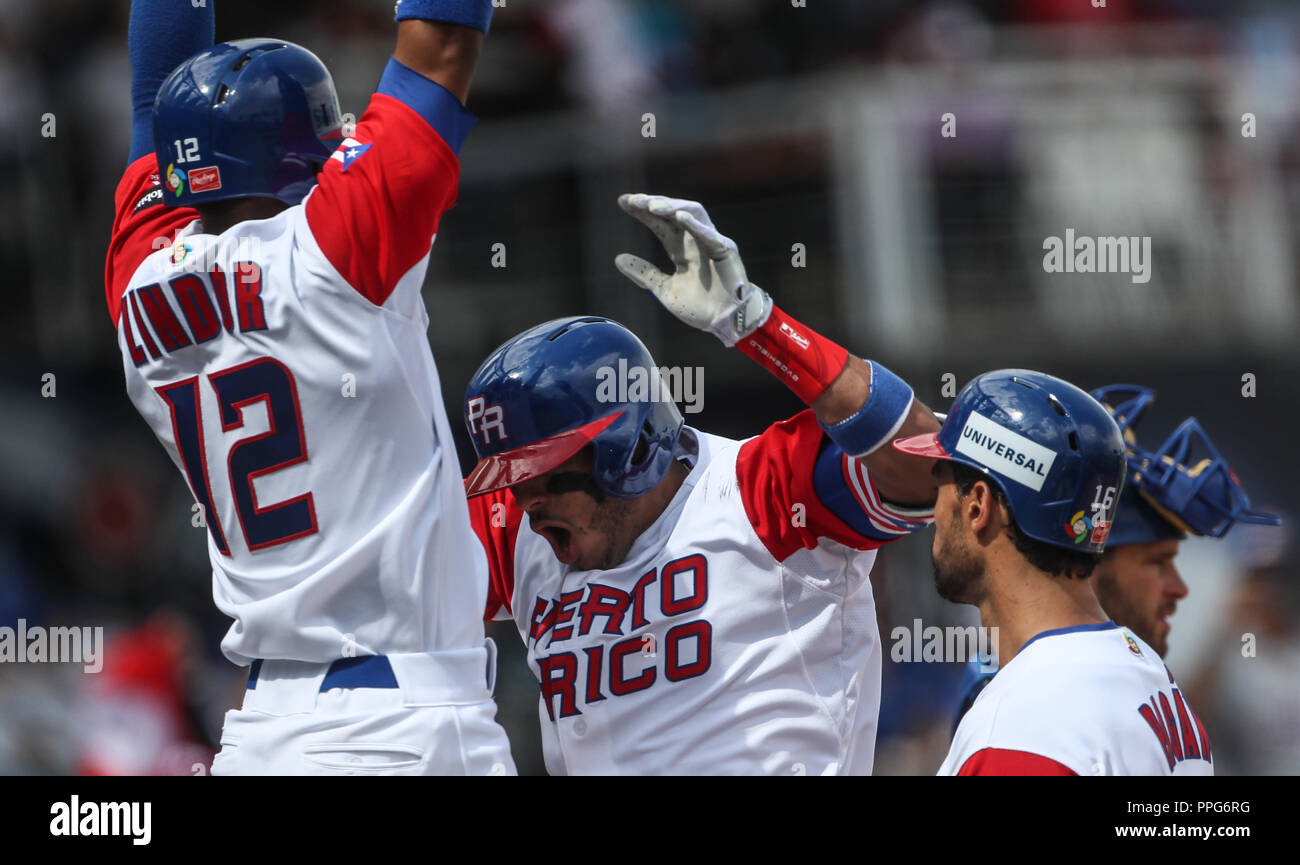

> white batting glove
[615,193,772,347]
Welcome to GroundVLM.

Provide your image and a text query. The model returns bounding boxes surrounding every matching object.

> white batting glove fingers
[616,192,767,347]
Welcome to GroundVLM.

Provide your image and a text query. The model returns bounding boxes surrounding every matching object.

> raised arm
[394,18,484,104]
[615,194,940,508]
[302,1,494,309]
[126,0,215,164]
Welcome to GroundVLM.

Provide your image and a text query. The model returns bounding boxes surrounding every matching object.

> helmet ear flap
[589,390,684,498]
[631,425,652,467]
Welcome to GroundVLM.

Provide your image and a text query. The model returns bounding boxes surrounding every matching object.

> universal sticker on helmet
[954,411,1057,492]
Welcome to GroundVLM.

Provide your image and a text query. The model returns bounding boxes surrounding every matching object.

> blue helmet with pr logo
[894,370,1127,554]
[463,317,684,499]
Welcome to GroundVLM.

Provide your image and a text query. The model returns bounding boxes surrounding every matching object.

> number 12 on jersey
[156,357,318,555]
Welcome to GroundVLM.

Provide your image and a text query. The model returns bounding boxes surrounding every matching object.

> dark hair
[949,462,1100,580]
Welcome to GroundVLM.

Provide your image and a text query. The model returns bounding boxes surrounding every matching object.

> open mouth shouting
[531,517,580,565]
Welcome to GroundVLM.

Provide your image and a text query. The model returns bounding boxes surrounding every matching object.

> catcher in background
[952,385,1280,725]
[1088,385,1280,657]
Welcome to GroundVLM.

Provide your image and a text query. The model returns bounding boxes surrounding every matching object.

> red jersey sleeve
[104,155,200,324]
[466,487,524,621]
[957,748,1078,776]
[303,91,461,308]
[735,409,933,563]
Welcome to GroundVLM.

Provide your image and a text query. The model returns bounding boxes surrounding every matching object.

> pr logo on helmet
[166,163,187,198]
[466,396,508,444]
[1065,510,1093,544]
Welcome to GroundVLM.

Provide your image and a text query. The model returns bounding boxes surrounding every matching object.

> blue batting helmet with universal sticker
[152,38,343,208]
[463,317,685,499]
[1090,385,1280,543]
[894,370,1127,554]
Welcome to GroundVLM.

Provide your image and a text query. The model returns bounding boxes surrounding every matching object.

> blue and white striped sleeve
[812,440,934,541]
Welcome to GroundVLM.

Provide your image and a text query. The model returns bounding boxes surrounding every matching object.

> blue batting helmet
[463,317,685,499]
[152,38,343,208]
[1090,385,1280,543]
[894,370,1127,554]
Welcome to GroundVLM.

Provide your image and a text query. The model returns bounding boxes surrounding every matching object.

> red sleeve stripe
[466,487,522,621]
[736,410,889,560]
[843,457,905,533]
[957,748,1078,776]
[848,457,933,523]
[843,456,933,534]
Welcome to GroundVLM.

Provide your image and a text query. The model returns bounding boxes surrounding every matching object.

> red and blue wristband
[738,304,913,456]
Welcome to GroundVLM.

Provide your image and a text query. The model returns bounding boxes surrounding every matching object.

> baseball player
[950,384,1280,725]
[1088,385,1280,657]
[461,194,941,775]
[894,373,1214,775]
[105,0,514,774]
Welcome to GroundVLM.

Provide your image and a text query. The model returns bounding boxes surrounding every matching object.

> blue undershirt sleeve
[127,0,216,164]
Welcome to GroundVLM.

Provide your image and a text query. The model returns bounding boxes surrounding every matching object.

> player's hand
[615,193,771,347]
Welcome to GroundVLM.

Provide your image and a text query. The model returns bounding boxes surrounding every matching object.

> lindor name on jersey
[105,83,496,667]
[942,623,1213,776]
[117,248,269,369]
[469,416,934,775]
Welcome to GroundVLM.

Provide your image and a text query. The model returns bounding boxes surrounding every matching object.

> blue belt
[246,655,400,691]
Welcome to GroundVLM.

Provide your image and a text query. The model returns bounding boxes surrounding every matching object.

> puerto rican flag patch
[331,138,373,173]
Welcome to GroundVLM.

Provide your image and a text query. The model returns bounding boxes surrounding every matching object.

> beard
[1095,569,1170,657]
[584,493,639,570]
[931,528,984,605]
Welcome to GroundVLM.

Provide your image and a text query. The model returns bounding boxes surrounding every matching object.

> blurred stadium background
[1,0,1296,775]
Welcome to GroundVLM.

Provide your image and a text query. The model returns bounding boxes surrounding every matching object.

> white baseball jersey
[467,412,934,775]
[941,623,1214,775]
[105,82,492,667]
